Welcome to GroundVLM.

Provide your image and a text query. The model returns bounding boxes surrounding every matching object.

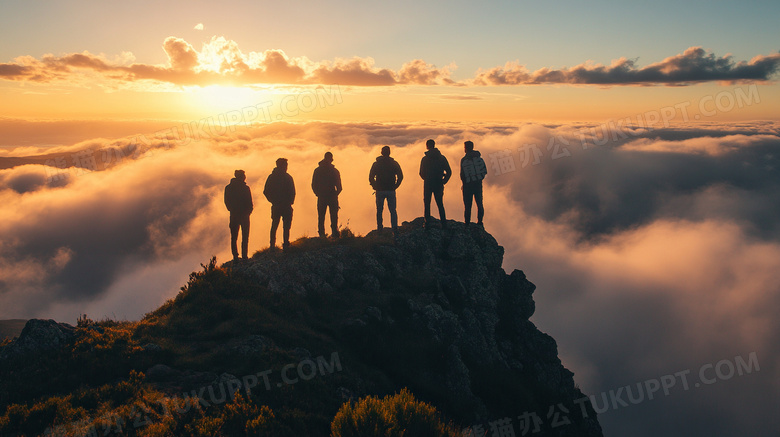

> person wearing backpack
[460,140,487,227]
[369,146,404,234]
[224,169,253,260]
[419,139,452,229]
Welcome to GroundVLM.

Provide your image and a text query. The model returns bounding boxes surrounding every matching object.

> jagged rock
[145,364,181,382]
[222,335,275,357]
[224,217,602,435]
[142,343,162,353]
[0,319,75,359]
[292,347,311,359]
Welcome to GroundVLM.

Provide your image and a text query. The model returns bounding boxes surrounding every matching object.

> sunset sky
[1,1,779,436]
[1,0,779,122]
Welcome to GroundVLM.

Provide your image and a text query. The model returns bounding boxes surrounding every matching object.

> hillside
[0,320,27,341]
[0,218,603,436]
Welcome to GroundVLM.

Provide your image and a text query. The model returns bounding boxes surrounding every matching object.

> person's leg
[229,214,240,259]
[376,191,385,230]
[423,185,433,227]
[434,185,446,226]
[463,185,474,225]
[387,191,398,231]
[282,206,293,248]
[330,197,339,237]
[270,206,281,248]
[475,183,484,225]
[240,214,250,258]
[317,197,326,237]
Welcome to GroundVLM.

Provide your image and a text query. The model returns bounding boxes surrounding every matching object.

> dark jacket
[419,148,452,186]
[369,155,403,191]
[312,160,342,198]
[263,168,296,206]
[460,150,488,184]
[224,178,253,215]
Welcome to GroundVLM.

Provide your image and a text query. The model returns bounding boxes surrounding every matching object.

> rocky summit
[226,217,603,436]
[0,217,602,436]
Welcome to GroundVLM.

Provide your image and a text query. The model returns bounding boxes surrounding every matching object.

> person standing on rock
[224,169,253,260]
[369,145,404,234]
[312,151,343,238]
[419,139,451,229]
[263,158,296,250]
[460,140,488,227]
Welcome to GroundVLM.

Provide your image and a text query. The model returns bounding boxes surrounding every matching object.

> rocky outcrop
[228,218,603,436]
[0,319,75,360]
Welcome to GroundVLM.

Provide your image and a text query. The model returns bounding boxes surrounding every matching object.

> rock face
[230,218,603,436]
[0,319,75,360]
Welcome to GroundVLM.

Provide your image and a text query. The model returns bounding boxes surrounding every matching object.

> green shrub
[330,389,457,437]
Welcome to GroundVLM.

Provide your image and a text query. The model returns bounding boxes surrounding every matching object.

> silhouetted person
[312,151,342,238]
[460,140,487,226]
[369,145,404,234]
[224,169,253,260]
[419,139,451,229]
[263,158,296,250]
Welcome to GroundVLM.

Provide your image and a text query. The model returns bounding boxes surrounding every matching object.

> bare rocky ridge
[228,217,604,436]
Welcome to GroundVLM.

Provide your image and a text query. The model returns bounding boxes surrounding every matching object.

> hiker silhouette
[419,139,451,229]
[460,140,487,226]
[369,145,403,234]
[224,169,253,260]
[312,151,342,238]
[263,158,295,250]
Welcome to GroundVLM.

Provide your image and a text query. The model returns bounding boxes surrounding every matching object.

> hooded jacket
[460,150,488,184]
[369,155,404,191]
[263,168,296,206]
[312,160,343,198]
[224,178,253,215]
[419,147,452,186]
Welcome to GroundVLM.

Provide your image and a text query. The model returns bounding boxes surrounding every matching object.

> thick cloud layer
[1,120,778,436]
[1,38,777,87]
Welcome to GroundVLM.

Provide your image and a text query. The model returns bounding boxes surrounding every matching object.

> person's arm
[442,157,452,185]
[290,175,296,205]
[459,157,466,183]
[419,157,426,180]
[395,162,404,189]
[247,186,253,214]
[311,170,318,196]
[369,163,377,186]
[335,169,343,196]
[224,186,231,211]
[262,176,272,203]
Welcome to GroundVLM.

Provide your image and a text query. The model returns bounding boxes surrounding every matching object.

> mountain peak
[0,218,602,436]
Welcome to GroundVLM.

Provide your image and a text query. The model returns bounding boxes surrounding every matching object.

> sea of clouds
[1,118,778,436]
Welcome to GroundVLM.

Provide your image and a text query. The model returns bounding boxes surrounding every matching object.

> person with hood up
[224,169,253,260]
[369,145,404,234]
[460,140,488,226]
[263,158,296,250]
[419,139,451,229]
[311,151,342,238]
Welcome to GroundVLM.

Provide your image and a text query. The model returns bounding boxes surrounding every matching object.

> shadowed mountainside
[0,320,27,341]
[0,218,602,436]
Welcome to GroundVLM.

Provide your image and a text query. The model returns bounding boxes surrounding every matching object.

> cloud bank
[473,47,780,86]
[0,38,777,88]
[1,120,779,436]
